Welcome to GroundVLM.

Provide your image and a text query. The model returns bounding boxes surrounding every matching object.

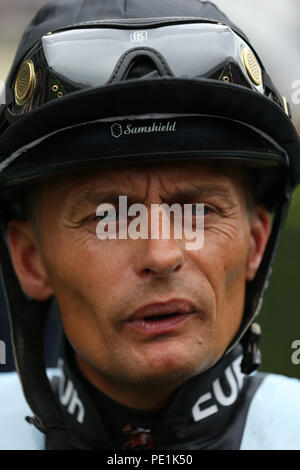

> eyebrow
[66,191,141,220]
[165,185,233,204]
[66,184,234,219]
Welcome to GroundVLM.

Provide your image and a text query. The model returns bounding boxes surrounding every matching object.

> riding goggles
[7,20,288,117]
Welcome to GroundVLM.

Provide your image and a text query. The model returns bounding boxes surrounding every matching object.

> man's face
[8,161,270,406]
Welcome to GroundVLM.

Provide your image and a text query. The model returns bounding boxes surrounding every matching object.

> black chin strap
[0,223,72,450]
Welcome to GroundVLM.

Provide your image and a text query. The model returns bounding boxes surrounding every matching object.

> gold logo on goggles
[14,59,36,105]
[242,48,262,86]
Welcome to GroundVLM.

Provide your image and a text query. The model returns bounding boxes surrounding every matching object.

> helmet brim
[0,77,299,185]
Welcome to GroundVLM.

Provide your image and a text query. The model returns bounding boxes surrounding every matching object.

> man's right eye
[94,210,120,222]
[82,210,119,224]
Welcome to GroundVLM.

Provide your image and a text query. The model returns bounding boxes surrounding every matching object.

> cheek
[40,231,133,314]
[224,248,249,290]
[220,238,250,311]
[189,223,250,324]
[39,234,135,357]
[213,230,250,340]
[193,228,249,285]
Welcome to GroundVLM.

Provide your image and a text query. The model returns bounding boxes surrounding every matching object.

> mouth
[127,299,196,336]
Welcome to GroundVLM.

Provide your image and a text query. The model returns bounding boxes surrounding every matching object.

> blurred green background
[0,0,299,378]
[259,186,300,378]
[213,2,300,381]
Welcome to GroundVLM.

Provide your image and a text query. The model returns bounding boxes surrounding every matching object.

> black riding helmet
[0,0,299,450]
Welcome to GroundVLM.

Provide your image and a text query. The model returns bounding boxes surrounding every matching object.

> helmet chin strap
[0,223,72,450]
[240,322,262,375]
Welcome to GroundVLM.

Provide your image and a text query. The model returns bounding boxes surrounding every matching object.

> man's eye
[203,205,214,216]
[84,210,119,224]
[188,204,214,216]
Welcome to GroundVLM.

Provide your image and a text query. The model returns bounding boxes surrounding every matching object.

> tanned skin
[7,162,270,410]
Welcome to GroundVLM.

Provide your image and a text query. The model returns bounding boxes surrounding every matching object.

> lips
[127,299,196,336]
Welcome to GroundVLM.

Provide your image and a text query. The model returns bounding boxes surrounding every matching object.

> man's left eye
[188,204,213,216]
[203,205,214,216]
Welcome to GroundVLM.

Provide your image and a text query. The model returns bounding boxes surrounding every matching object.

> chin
[135,348,210,387]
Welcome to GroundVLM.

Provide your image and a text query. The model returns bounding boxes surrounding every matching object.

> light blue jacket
[0,371,299,450]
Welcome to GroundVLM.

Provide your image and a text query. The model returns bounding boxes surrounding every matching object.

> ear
[246,205,272,281]
[7,220,54,300]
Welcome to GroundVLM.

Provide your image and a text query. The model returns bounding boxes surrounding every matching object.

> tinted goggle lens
[42,23,255,84]
[10,22,284,115]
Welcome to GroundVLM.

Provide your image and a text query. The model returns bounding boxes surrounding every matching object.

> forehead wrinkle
[110,168,154,202]
[62,163,245,220]
[187,181,234,198]
[157,169,175,199]
[119,167,164,204]
[161,184,236,206]
[66,189,150,220]
[66,190,116,220]
[150,164,240,202]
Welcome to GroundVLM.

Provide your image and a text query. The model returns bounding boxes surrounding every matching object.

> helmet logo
[111,123,123,139]
[130,31,148,43]
[111,121,177,138]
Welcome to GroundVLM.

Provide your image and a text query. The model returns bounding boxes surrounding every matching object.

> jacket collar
[51,340,247,449]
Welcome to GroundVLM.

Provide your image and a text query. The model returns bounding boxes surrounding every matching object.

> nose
[134,237,185,279]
